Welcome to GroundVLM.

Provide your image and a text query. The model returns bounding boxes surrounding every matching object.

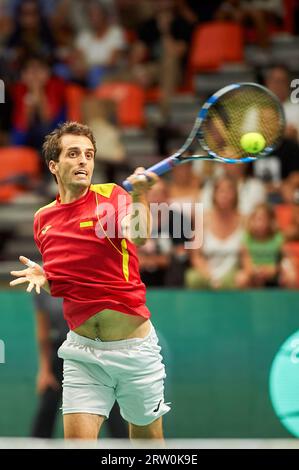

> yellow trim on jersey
[90,183,116,199]
[80,220,94,228]
[34,200,57,216]
[94,191,130,282]
[121,239,129,282]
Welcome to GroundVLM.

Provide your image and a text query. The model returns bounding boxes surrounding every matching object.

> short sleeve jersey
[33,184,150,329]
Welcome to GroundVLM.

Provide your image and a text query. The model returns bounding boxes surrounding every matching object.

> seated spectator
[75,0,126,88]
[201,163,266,216]
[0,84,12,146]
[255,140,299,188]
[138,180,172,286]
[83,97,126,182]
[168,162,201,207]
[5,0,55,72]
[11,56,66,159]
[176,0,224,25]
[275,172,299,232]
[238,203,296,287]
[215,0,283,47]
[0,1,12,48]
[130,0,192,121]
[284,197,299,241]
[264,65,299,143]
[185,176,243,289]
[138,179,193,286]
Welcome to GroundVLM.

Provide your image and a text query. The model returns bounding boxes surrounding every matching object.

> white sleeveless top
[202,227,243,281]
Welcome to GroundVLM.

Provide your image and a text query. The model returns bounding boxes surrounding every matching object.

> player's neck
[58,184,89,204]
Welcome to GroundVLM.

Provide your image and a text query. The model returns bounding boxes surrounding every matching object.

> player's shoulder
[90,183,128,199]
[34,200,57,217]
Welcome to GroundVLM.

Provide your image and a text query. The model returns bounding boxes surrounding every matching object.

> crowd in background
[1,0,299,290]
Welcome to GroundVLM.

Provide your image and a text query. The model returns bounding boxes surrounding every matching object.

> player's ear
[48,160,57,177]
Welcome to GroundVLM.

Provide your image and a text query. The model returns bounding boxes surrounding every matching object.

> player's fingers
[127,171,158,189]
[35,284,41,294]
[20,256,36,268]
[10,269,29,277]
[26,282,34,293]
[10,277,28,286]
[146,171,159,185]
[134,167,146,175]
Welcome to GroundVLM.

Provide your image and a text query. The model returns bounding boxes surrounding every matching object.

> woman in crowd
[185,175,243,289]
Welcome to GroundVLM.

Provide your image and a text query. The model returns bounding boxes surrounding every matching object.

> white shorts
[57,323,171,426]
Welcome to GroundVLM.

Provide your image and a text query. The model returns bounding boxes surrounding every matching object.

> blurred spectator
[138,179,192,287]
[280,172,299,205]
[11,56,66,159]
[0,1,12,49]
[5,0,61,17]
[254,135,299,183]
[0,87,13,146]
[116,0,153,30]
[238,203,296,287]
[5,0,55,72]
[176,0,224,24]
[75,0,126,88]
[130,0,192,121]
[138,181,172,286]
[277,173,299,240]
[274,172,299,236]
[83,96,126,182]
[201,163,266,216]
[254,67,299,182]
[168,162,201,208]
[264,65,299,143]
[216,0,283,47]
[185,176,243,289]
[50,0,115,33]
[284,193,299,241]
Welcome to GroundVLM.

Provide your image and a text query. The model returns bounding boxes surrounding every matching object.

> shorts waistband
[67,322,155,350]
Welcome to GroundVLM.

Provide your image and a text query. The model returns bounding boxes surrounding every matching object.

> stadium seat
[283,0,296,33]
[65,84,87,123]
[0,147,41,202]
[189,21,244,71]
[94,82,145,128]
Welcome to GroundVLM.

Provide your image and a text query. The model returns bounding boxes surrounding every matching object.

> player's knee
[129,417,164,440]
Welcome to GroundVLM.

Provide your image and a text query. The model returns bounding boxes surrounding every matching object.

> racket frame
[123,82,285,190]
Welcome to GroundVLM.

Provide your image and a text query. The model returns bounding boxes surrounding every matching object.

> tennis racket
[122,82,285,191]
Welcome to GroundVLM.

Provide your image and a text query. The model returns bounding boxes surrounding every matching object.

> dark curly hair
[42,121,97,182]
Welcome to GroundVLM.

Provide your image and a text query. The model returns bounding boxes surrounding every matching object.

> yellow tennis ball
[240,132,266,154]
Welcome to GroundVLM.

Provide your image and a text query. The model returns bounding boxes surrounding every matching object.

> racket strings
[201,86,284,160]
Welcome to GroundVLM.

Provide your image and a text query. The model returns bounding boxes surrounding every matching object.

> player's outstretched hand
[126,167,159,194]
[10,256,47,294]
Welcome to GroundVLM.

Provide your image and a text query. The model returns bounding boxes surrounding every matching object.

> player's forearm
[129,191,152,246]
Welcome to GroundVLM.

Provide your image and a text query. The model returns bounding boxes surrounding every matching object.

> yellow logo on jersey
[80,221,94,228]
[41,225,52,235]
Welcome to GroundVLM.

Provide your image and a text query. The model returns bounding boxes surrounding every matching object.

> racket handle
[122,158,174,192]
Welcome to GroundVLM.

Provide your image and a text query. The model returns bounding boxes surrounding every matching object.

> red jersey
[33,183,151,329]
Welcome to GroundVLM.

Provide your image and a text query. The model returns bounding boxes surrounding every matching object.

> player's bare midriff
[74,309,151,341]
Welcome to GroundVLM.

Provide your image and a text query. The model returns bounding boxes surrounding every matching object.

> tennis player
[10,121,170,440]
